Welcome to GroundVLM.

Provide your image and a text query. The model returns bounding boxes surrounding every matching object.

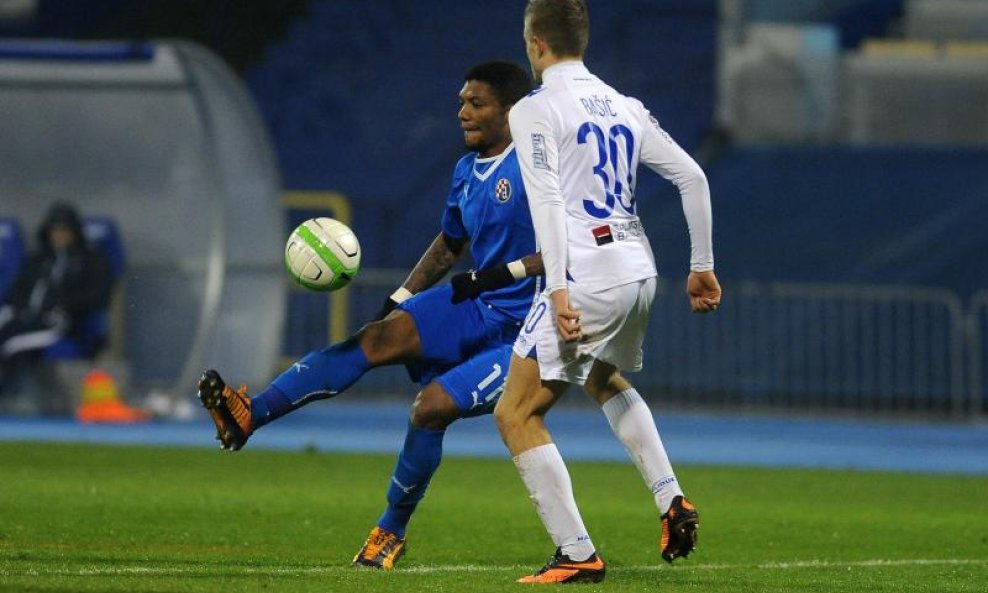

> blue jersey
[441,145,538,322]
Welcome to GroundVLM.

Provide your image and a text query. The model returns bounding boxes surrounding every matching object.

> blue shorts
[398,284,521,385]
[435,344,513,418]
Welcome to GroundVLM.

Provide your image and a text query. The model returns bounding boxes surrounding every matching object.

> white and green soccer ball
[284,217,361,292]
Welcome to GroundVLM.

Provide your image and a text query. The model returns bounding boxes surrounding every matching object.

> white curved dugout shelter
[0,40,284,395]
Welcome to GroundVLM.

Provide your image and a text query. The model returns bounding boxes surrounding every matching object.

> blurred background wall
[0,0,985,418]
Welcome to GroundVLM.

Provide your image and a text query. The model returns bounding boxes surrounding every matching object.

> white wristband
[507,260,527,280]
[390,287,414,303]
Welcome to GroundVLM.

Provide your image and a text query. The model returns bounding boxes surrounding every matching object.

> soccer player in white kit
[494,0,722,584]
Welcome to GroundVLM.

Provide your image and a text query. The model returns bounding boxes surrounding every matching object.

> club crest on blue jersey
[494,178,512,203]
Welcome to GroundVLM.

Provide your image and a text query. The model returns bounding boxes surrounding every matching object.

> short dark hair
[464,61,533,107]
[525,0,589,58]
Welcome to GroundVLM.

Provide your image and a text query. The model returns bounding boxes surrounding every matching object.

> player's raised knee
[410,385,459,430]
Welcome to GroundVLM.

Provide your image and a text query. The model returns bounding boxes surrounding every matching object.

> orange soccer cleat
[516,548,606,584]
[660,495,699,563]
[352,526,406,570]
[197,369,252,451]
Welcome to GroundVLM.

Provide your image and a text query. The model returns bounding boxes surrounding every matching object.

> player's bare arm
[403,232,468,293]
[376,232,469,319]
[519,253,543,277]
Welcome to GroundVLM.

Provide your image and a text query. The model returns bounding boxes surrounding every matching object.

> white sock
[513,443,596,561]
[602,388,684,514]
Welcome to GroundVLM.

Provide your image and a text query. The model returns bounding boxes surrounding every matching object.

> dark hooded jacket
[3,204,113,338]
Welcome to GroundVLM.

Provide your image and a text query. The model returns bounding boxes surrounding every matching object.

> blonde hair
[525,0,589,58]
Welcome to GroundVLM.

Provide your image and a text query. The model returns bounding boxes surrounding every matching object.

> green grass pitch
[0,442,985,592]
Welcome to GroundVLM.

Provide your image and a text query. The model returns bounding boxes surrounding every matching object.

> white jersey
[509,61,714,294]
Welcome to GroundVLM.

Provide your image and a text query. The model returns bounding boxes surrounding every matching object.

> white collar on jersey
[473,142,515,182]
[540,60,590,85]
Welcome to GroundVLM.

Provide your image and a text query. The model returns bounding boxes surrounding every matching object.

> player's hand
[374,296,400,321]
[550,289,582,342]
[687,270,722,314]
[450,264,515,303]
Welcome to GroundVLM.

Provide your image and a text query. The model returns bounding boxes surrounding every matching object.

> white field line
[3,558,986,577]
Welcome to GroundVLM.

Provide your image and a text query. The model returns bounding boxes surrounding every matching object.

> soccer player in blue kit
[198,61,538,569]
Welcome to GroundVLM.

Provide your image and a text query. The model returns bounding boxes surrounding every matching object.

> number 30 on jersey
[579,121,637,219]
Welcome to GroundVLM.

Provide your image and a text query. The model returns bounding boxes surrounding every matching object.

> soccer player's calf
[353,345,510,569]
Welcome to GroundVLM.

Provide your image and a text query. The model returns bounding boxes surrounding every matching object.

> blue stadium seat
[81,216,126,278]
[0,217,26,303]
[43,216,125,360]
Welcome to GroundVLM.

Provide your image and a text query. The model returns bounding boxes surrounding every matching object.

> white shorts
[512,276,657,385]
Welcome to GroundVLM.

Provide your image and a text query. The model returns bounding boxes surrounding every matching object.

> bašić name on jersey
[580,94,618,118]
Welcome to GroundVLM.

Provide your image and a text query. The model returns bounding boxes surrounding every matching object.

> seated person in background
[0,203,113,394]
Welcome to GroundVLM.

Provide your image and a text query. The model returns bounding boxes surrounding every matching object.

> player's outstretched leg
[660,495,699,563]
[246,315,421,435]
[517,548,606,584]
[197,369,253,451]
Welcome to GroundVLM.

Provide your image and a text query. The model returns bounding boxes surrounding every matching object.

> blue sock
[251,339,370,428]
[250,385,293,430]
[377,424,445,538]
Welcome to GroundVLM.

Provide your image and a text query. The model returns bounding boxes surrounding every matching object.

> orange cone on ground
[76,369,150,423]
